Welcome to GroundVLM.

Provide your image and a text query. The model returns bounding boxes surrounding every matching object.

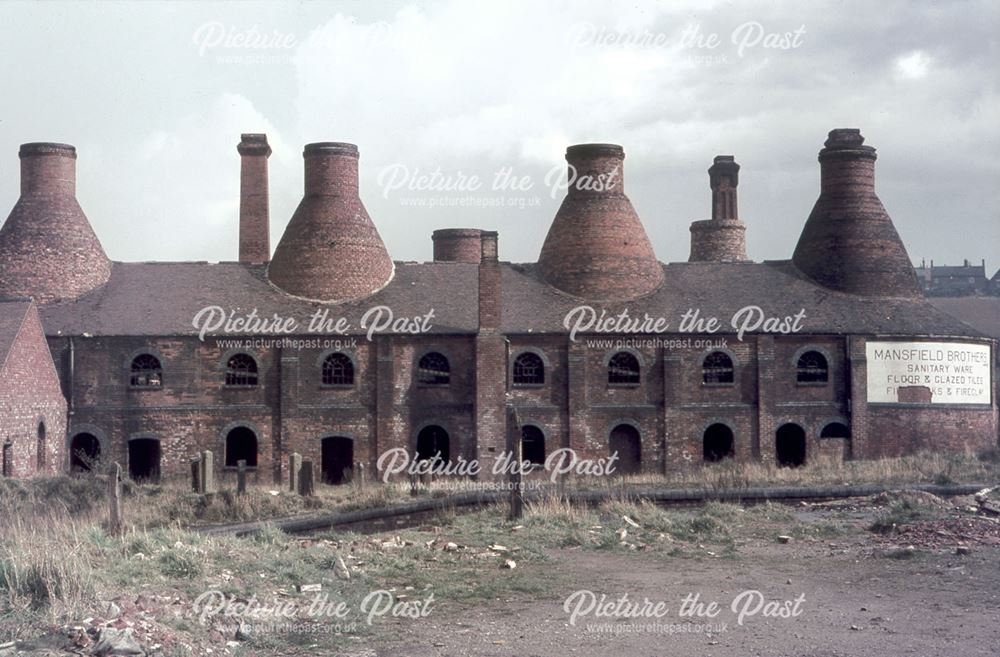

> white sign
[866,341,992,405]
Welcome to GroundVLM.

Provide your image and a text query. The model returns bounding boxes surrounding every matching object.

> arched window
[821,422,850,439]
[322,353,354,386]
[702,351,734,384]
[796,351,829,383]
[521,425,545,465]
[226,354,258,386]
[417,352,450,385]
[36,422,46,472]
[130,354,162,387]
[608,352,640,385]
[225,427,258,467]
[513,352,544,385]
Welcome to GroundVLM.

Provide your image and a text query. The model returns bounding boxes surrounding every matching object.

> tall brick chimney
[432,228,482,263]
[267,142,394,302]
[792,129,920,298]
[237,134,271,263]
[474,230,506,469]
[688,155,749,262]
[0,143,111,303]
[537,144,663,300]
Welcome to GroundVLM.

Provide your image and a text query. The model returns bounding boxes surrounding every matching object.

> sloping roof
[0,300,32,372]
[35,259,986,340]
[38,261,479,337]
[929,297,1000,339]
[503,260,985,338]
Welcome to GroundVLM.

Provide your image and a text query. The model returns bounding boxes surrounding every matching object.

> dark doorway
[416,425,450,463]
[322,436,354,485]
[70,433,101,472]
[225,427,258,467]
[521,425,545,465]
[128,438,161,482]
[609,424,641,475]
[703,424,735,462]
[776,424,807,467]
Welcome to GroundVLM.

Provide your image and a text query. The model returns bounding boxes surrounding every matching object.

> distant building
[914,259,995,297]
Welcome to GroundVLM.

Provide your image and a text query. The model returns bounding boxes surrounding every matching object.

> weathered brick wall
[0,305,67,477]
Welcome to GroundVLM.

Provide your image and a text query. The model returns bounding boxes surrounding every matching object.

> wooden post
[299,460,315,497]
[355,462,365,493]
[200,450,215,494]
[191,457,201,492]
[289,453,302,492]
[509,428,523,521]
[237,459,247,495]
[409,473,419,497]
[108,463,123,535]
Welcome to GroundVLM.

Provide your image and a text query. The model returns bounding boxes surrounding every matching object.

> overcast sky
[1,0,997,273]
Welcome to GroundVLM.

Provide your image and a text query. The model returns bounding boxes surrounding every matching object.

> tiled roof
[35,259,987,340]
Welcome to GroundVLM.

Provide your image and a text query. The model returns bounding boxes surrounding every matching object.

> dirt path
[372,534,1000,657]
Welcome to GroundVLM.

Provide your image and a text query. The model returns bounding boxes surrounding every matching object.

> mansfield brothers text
[191,304,807,342]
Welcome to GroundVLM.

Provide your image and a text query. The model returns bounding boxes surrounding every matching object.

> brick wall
[0,304,67,477]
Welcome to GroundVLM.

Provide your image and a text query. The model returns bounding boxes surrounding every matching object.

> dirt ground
[370,508,1000,657]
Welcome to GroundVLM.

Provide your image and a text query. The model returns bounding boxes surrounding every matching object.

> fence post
[191,457,201,493]
[108,463,123,535]
[289,453,302,492]
[355,462,365,493]
[299,460,315,497]
[237,459,247,495]
[509,431,523,521]
[200,450,215,494]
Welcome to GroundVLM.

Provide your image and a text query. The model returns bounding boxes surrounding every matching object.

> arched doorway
[70,433,101,472]
[416,425,450,463]
[322,437,354,485]
[521,425,545,465]
[128,438,161,482]
[703,424,735,462]
[225,427,258,468]
[609,424,641,475]
[776,424,806,467]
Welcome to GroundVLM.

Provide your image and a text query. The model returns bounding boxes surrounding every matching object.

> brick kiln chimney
[237,133,271,263]
[432,228,482,263]
[792,129,920,298]
[478,231,500,329]
[537,144,663,300]
[267,142,393,302]
[0,143,112,303]
[688,155,749,262]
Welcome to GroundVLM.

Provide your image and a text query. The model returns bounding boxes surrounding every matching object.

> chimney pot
[432,228,483,263]
[303,141,359,196]
[19,142,77,196]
